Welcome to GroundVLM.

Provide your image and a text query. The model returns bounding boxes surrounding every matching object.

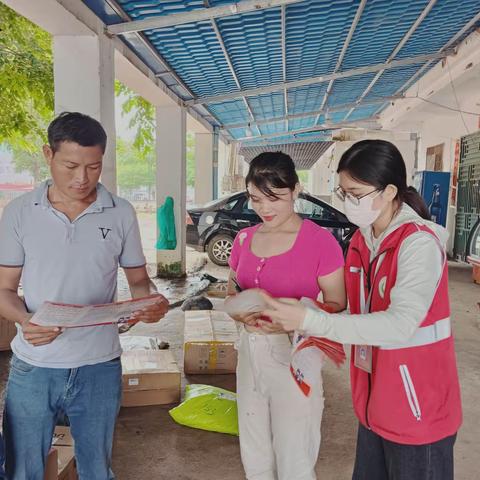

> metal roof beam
[317,0,367,122]
[281,4,288,132]
[106,0,196,99]
[221,95,403,130]
[344,0,437,120]
[240,137,332,147]
[205,4,257,127]
[236,119,381,142]
[107,0,303,35]
[377,9,480,113]
[186,50,453,105]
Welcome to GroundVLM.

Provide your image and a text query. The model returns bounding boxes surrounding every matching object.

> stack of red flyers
[290,299,346,396]
[296,298,346,366]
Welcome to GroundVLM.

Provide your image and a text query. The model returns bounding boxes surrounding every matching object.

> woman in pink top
[227,152,346,480]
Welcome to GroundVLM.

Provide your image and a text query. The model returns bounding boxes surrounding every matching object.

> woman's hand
[230,312,262,327]
[256,318,286,334]
[259,293,307,332]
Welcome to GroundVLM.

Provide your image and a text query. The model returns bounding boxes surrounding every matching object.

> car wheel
[207,234,234,266]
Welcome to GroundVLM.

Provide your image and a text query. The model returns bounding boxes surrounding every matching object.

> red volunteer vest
[345,223,462,445]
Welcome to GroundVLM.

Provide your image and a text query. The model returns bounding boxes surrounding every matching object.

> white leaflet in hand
[30,294,164,328]
[222,289,268,316]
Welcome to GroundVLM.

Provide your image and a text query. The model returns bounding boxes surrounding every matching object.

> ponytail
[338,140,432,221]
[400,186,431,220]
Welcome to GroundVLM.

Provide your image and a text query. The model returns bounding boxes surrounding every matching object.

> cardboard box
[45,427,77,480]
[121,349,181,407]
[45,448,58,480]
[0,315,17,351]
[52,426,74,447]
[184,311,239,374]
[119,335,160,351]
[56,446,77,480]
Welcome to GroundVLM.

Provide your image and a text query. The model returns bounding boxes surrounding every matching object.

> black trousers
[352,424,456,480]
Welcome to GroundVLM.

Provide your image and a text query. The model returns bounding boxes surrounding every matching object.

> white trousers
[237,329,324,480]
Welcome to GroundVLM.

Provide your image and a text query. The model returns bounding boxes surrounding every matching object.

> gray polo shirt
[0,180,146,368]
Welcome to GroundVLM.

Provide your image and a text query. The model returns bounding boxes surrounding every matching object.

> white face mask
[344,191,383,228]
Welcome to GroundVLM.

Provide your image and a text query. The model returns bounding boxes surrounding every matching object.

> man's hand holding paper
[30,294,169,329]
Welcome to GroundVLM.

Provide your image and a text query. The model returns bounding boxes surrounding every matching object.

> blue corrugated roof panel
[327,110,350,123]
[208,99,251,125]
[146,21,238,97]
[216,9,283,89]
[116,1,205,17]
[82,0,480,143]
[289,116,317,131]
[228,127,248,139]
[241,133,332,147]
[347,104,380,120]
[327,73,376,106]
[247,92,286,121]
[287,85,328,115]
[286,0,361,81]
[364,63,425,100]
[341,0,431,70]
[259,121,287,136]
[395,0,480,59]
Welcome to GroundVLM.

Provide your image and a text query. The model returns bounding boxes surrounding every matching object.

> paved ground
[113,260,480,479]
[0,257,478,479]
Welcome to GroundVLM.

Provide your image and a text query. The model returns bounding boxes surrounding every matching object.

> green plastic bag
[156,196,177,250]
[169,384,239,436]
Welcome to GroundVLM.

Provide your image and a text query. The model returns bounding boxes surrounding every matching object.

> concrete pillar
[194,133,214,204]
[217,139,228,196]
[53,35,116,192]
[212,127,219,200]
[156,105,186,278]
[194,128,219,204]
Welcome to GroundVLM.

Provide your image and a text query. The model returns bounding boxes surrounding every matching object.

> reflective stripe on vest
[380,317,451,350]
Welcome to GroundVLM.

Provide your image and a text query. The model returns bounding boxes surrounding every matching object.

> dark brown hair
[48,112,107,154]
[337,140,430,220]
[245,152,299,198]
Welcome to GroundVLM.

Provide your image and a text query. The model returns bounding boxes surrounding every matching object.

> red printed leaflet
[30,294,164,328]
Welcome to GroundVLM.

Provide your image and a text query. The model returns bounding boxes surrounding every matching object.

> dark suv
[187,191,357,266]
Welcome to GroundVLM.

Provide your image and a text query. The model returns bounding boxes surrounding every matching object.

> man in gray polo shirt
[0,112,169,480]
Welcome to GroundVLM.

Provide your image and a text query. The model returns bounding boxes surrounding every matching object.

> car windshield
[201,195,237,209]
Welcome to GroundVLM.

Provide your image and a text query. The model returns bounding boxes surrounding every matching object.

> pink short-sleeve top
[228,219,344,299]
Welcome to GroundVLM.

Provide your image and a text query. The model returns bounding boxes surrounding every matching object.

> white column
[194,133,214,204]
[156,105,186,277]
[217,139,228,196]
[53,34,116,192]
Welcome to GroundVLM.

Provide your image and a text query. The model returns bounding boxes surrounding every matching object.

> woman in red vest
[261,139,462,480]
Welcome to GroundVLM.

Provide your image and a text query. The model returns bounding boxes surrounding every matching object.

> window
[241,198,255,214]
[222,199,238,212]
[294,198,337,220]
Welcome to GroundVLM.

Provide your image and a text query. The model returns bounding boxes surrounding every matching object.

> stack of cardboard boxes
[121,348,181,407]
[45,427,77,480]
[120,335,181,407]
[0,314,16,351]
[183,310,239,374]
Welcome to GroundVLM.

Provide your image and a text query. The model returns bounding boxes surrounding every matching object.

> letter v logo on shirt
[99,227,112,240]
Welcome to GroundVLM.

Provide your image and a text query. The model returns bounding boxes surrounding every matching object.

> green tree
[0,3,53,151]
[297,169,309,188]
[186,132,195,188]
[116,137,155,193]
[115,80,197,189]
[10,135,49,184]
[115,81,155,161]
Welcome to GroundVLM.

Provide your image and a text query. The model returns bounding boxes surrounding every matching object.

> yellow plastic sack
[169,384,239,436]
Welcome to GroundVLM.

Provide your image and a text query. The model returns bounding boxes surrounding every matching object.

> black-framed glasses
[334,186,381,206]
